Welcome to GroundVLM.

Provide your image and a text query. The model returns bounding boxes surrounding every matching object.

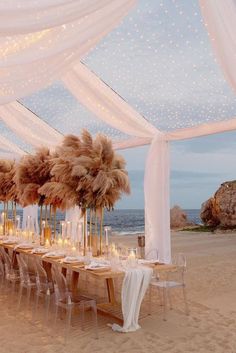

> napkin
[85,261,110,270]
[32,247,48,254]
[42,251,65,258]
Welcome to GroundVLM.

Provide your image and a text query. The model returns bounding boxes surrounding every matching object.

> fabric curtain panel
[63,63,157,139]
[199,0,236,93]
[0,0,115,35]
[0,102,63,149]
[0,135,26,158]
[0,0,136,104]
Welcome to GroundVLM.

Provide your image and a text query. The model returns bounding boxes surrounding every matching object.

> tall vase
[39,204,44,245]
[3,202,6,235]
[99,208,104,255]
[53,207,57,243]
[83,208,87,256]
[89,208,93,251]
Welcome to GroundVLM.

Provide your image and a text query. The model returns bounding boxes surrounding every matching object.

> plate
[63,260,84,265]
[32,248,48,254]
[43,252,66,259]
[17,244,34,250]
[2,240,17,245]
[63,256,83,264]
[86,266,111,272]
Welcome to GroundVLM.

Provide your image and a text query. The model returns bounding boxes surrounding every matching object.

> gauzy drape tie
[144,132,171,263]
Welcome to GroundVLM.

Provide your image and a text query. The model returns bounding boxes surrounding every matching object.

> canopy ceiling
[0,0,236,262]
[0,0,236,156]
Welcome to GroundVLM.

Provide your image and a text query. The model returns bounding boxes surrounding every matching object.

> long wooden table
[0,241,176,323]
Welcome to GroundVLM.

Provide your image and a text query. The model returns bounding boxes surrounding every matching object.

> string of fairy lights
[1,0,236,152]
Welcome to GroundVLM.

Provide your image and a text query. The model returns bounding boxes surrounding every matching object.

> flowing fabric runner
[112,266,153,332]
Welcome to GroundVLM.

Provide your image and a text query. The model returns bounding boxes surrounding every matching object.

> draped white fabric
[0,1,115,35]
[0,0,136,104]
[22,205,39,235]
[65,206,83,243]
[199,0,236,94]
[144,134,171,263]
[0,134,26,159]
[0,102,63,149]
[63,63,157,138]
[112,266,153,332]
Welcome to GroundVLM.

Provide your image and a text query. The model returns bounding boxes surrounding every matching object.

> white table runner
[112,266,153,332]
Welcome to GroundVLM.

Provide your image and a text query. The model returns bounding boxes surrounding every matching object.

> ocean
[1,208,201,235]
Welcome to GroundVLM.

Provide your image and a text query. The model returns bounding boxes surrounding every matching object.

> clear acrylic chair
[16,253,37,311]
[149,253,189,320]
[0,247,20,298]
[0,252,5,290]
[33,257,54,322]
[51,264,98,343]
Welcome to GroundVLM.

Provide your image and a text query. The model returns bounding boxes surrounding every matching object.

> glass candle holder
[127,248,138,268]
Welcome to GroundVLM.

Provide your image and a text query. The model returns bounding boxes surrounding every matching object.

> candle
[128,249,137,268]
[45,239,50,248]
[71,246,76,255]
[9,229,13,236]
[0,225,3,235]
[16,215,21,230]
[61,221,66,239]
[1,212,5,225]
[58,237,63,248]
[77,222,83,243]
[104,227,109,246]
[66,221,71,238]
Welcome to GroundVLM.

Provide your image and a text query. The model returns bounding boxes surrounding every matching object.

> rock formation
[170,205,192,229]
[200,181,236,228]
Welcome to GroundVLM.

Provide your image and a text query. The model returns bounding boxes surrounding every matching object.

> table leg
[71,271,79,298]
[106,278,116,305]
[62,267,67,277]
[42,261,52,282]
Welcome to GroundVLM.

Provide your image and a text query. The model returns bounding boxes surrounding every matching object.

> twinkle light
[0,0,232,152]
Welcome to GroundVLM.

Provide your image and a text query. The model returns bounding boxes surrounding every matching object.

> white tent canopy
[0,0,236,262]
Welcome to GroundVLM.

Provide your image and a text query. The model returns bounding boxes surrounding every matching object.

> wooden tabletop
[0,241,176,279]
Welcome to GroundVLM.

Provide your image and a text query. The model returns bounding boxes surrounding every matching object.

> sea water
[1,208,201,235]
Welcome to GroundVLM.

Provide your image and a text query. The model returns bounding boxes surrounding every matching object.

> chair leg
[182,286,189,315]
[26,287,31,309]
[162,287,167,321]
[91,302,98,339]
[81,302,85,331]
[167,288,173,310]
[17,284,23,310]
[45,293,51,325]
[158,287,163,306]
[33,292,39,321]
[54,304,59,328]
[65,306,72,344]
[148,286,152,315]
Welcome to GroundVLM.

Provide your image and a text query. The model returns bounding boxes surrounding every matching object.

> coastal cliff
[201,181,236,228]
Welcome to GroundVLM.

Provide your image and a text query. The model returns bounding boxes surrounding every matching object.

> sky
[117,130,236,209]
[1,0,236,210]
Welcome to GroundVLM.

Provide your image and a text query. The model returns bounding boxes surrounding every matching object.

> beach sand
[1,230,236,353]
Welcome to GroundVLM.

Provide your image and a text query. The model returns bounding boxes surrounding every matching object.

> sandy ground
[1,231,236,353]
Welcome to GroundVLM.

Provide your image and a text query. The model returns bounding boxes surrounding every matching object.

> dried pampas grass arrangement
[0,160,17,203]
[49,130,130,212]
[73,130,130,211]
[15,147,52,207]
